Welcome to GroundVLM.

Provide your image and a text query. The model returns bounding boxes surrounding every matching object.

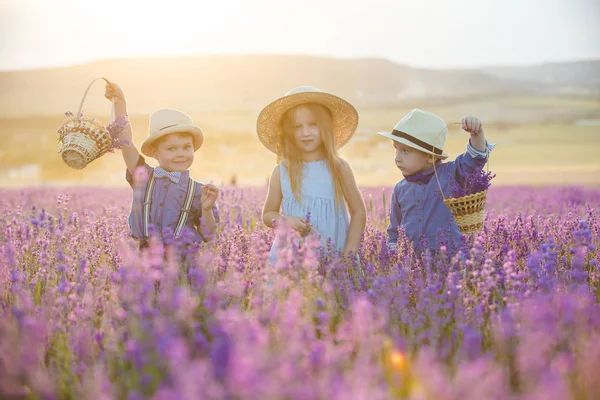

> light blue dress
[269,160,350,263]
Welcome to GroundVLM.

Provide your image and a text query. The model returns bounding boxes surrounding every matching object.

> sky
[0,0,599,71]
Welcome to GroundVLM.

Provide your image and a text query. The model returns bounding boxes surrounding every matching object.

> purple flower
[210,333,232,382]
[450,169,496,198]
[1,185,600,399]
[106,115,130,152]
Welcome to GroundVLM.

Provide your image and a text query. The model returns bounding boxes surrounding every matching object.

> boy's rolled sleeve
[125,155,152,187]
[466,140,496,160]
[455,140,496,178]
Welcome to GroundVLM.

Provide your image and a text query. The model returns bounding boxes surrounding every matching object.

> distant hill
[0,55,597,118]
[484,59,600,92]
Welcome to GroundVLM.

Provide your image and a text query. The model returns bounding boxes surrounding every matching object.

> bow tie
[154,167,182,183]
[403,162,441,185]
[404,171,433,185]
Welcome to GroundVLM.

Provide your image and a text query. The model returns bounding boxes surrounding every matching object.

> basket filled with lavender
[443,168,495,234]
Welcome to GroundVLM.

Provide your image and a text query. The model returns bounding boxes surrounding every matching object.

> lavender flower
[106,115,130,152]
[450,169,496,198]
[0,185,599,399]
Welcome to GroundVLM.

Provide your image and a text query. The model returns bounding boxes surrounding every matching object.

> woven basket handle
[432,123,490,201]
[75,77,114,123]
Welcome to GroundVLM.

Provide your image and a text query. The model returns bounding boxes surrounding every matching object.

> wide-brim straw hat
[378,109,450,160]
[256,86,359,155]
[141,109,204,157]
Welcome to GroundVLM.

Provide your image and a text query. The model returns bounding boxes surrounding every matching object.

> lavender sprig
[106,115,130,152]
[450,168,496,198]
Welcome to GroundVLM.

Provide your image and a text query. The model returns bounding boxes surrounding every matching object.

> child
[104,82,219,248]
[378,109,495,253]
[257,86,367,263]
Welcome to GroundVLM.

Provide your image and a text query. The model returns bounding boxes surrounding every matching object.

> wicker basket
[57,77,114,170]
[443,190,487,234]
[432,141,490,235]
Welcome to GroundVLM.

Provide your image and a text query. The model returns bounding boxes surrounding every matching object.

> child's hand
[104,81,126,105]
[461,116,487,153]
[282,215,311,236]
[201,184,219,210]
[461,116,483,137]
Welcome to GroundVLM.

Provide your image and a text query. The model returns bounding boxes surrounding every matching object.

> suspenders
[142,170,156,238]
[174,178,196,237]
[141,171,198,239]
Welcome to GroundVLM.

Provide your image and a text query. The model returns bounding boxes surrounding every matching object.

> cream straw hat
[378,109,450,159]
[256,86,358,155]
[141,109,204,157]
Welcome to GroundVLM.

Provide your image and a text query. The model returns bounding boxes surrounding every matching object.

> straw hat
[378,109,450,159]
[256,86,359,155]
[141,109,204,157]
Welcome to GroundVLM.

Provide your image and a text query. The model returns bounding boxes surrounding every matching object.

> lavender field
[1,185,599,400]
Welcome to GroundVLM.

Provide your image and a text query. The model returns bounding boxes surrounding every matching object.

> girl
[257,86,366,263]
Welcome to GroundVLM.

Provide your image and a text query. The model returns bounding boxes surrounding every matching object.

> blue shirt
[126,156,219,243]
[387,141,494,252]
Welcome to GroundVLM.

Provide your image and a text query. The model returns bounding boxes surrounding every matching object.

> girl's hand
[461,116,483,137]
[104,81,126,104]
[201,184,219,210]
[281,215,311,236]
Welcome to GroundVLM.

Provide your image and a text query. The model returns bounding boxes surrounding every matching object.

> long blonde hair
[279,103,347,208]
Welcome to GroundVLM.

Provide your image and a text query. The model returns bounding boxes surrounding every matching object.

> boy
[105,82,219,248]
[377,109,494,253]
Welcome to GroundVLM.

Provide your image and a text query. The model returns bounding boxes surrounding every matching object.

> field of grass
[1,97,599,187]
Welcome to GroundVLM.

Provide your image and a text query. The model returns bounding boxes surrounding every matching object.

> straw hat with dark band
[256,86,359,155]
[378,109,450,159]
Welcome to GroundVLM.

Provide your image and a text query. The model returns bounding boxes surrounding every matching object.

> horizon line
[1,53,599,74]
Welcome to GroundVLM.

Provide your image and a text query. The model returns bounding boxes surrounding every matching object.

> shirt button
[159,202,164,207]
[163,185,168,190]
[156,222,161,227]
[417,200,421,203]
[418,218,422,222]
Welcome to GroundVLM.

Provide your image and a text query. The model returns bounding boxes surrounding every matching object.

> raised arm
[461,116,486,152]
[454,116,495,177]
[105,81,140,175]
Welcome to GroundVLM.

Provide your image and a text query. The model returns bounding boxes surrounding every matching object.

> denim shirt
[126,156,219,243]
[387,141,494,252]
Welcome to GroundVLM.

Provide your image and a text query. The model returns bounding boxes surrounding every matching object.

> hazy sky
[1,0,599,71]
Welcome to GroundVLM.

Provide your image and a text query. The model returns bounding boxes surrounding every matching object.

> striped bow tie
[154,167,182,183]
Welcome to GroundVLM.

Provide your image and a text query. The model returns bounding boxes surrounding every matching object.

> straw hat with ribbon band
[377,109,450,160]
[140,109,204,158]
[256,86,359,155]
[57,77,116,170]
[378,109,490,234]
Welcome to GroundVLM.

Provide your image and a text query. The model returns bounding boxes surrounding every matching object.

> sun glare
[12,0,255,63]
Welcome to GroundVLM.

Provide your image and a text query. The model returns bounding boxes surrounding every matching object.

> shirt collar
[154,167,189,183]
[403,161,441,184]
